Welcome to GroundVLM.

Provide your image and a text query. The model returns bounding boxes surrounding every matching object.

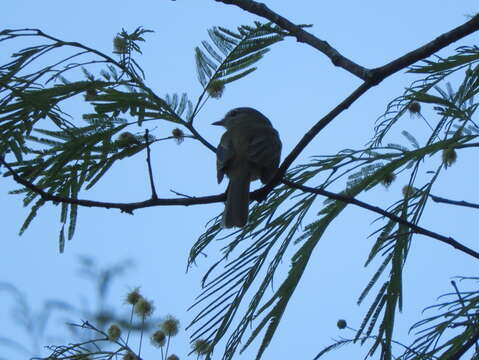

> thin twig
[170,189,194,198]
[126,306,134,345]
[0,157,225,213]
[145,129,158,200]
[138,316,145,357]
[281,179,479,260]
[430,193,479,210]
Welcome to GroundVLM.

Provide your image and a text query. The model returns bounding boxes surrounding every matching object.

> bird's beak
[211,119,225,126]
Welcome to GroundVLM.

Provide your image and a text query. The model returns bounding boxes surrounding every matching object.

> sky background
[1,1,479,360]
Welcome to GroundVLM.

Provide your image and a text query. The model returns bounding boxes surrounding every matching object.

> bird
[213,107,282,228]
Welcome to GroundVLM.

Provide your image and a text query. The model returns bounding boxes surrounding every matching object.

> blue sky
[1,2,479,359]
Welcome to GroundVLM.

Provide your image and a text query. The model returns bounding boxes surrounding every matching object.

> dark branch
[430,193,479,210]
[0,157,226,214]
[215,0,369,80]
[183,120,217,153]
[215,1,479,84]
[372,13,479,81]
[144,129,158,200]
[4,149,479,261]
[281,179,479,261]
[254,81,372,201]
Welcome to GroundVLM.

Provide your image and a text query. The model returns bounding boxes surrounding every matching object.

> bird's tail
[223,169,250,228]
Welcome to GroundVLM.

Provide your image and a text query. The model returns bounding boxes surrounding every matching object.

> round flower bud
[402,185,417,198]
[381,172,396,188]
[206,80,225,99]
[151,330,166,347]
[107,324,121,341]
[123,352,137,360]
[125,288,142,305]
[161,315,180,336]
[408,101,421,115]
[85,88,97,99]
[192,339,210,355]
[117,132,139,148]
[172,128,185,144]
[337,319,347,329]
[442,148,457,168]
[134,298,154,318]
[113,36,128,54]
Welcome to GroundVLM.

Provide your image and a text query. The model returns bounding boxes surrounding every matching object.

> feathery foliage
[2,13,479,360]
[190,44,479,360]
[0,22,283,252]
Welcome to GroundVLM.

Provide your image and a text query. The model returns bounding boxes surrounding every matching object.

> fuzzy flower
[337,319,347,329]
[402,185,417,198]
[134,298,154,318]
[71,354,91,360]
[125,288,142,305]
[151,330,166,347]
[113,36,128,54]
[172,128,185,144]
[161,315,180,337]
[85,88,97,98]
[408,101,421,115]
[206,80,225,99]
[117,132,139,148]
[381,172,396,188]
[107,324,121,341]
[442,147,457,168]
[123,352,137,360]
[192,339,210,355]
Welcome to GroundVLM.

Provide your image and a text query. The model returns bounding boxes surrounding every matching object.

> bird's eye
[228,110,238,117]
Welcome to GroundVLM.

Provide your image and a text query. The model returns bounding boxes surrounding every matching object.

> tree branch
[372,13,479,81]
[4,151,479,261]
[429,193,479,210]
[3,14,479,222]
[215,1,479,84]
[0,157,226,214]
[281,179,479,260]
[215,0,369,80]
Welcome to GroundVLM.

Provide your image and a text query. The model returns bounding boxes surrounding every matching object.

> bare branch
[372,13,479,80]
[0,157,226,214]
[215,0,369,80]
[429,193,479,210]
[281,179,479,261]
[215,1,479,85]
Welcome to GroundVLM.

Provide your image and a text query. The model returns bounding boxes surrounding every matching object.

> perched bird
[213,107,282,228]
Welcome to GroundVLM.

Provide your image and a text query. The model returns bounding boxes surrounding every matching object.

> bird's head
[212,107,272,129]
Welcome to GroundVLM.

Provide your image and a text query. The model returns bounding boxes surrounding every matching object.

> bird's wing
[216,134,235,183]
[248,128,282,183]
